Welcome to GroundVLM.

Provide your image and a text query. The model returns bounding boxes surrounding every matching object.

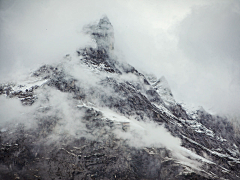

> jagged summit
[83,16,114,51]
[98,16,112,30]
[76,16,122,74]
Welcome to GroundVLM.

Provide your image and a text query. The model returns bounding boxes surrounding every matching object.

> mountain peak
[98,15,111,27]
[0,17,240,180]
[83,16,114,51]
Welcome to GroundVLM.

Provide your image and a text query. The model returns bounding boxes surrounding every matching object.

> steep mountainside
[0,16,240,180]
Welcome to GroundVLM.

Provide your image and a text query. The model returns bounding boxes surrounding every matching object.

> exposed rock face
[0,17,240,180]
[83,16,114,51]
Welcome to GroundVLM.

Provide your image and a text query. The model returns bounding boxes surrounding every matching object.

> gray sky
[0,0,240,116]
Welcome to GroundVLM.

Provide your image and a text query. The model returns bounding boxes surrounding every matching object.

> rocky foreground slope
[0,16,240,180]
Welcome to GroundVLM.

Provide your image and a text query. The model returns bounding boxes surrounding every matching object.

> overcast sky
[0,0,240,116]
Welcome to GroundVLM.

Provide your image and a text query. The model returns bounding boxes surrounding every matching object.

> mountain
[0,16,240,180]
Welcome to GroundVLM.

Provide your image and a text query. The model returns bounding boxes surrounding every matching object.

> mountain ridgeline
[0,16,240,180]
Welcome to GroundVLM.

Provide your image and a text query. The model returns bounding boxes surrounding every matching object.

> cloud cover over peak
[0,0,240,116]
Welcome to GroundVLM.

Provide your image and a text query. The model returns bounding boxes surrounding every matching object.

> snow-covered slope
[0,16,240,180]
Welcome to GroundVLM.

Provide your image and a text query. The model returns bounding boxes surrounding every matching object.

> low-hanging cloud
[176,1,240,115]
[0,95,37,129]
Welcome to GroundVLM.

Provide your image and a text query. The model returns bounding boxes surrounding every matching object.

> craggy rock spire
[83,16,114,52]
